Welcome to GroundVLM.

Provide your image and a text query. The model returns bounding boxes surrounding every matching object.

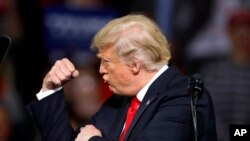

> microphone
[188,74,204,105]
[188,74,204,141]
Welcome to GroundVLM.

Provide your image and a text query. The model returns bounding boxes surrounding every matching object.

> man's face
[97,46,135,95]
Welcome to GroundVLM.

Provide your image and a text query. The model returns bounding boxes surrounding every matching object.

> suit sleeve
[26,90,76,141]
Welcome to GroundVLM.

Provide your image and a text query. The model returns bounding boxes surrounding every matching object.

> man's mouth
[103,79,109,84]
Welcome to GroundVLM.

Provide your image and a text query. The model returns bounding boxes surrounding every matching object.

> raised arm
[27,58,80,141]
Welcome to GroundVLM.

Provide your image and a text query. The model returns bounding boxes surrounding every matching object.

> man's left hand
[75,125,102,141]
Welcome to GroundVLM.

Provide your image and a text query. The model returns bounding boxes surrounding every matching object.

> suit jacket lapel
[123,94,158,141]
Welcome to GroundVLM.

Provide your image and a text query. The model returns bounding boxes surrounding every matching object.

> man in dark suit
[27,14,217,141]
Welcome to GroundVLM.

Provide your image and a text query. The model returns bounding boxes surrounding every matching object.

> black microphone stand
[188,74,204,141]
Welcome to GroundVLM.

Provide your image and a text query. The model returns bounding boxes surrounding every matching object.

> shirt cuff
[36,87,62,100]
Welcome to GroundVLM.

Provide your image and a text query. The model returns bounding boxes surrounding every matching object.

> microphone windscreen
[189,73,204,97]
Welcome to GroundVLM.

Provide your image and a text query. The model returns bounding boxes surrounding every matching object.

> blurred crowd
[0,0,250,141]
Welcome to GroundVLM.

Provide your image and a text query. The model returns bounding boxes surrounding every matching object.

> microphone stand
[188,74,204,141]
[190,93,198,141]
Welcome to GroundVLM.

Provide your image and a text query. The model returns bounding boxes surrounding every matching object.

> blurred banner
[42,5,119,63]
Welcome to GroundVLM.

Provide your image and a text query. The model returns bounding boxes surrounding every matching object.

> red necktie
[119,97,140,141]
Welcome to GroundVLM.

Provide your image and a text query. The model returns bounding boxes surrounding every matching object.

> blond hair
[91,14,171,71]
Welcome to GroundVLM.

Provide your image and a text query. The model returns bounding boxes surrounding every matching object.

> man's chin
[108,85,114,92]
[108,85,118,94]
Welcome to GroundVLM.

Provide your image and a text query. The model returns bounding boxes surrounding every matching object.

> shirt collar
[136,65,168,102]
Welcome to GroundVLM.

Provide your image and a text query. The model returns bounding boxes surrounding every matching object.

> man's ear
[130,58,141,74]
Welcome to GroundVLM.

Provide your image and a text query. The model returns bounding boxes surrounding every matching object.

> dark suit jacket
[27,65,217,141]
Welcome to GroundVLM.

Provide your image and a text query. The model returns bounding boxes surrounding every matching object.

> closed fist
[42,58,79,91]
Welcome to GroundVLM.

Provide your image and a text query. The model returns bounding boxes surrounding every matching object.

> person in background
[27,14,217,141]
[64,61,106,130]
[199,8,250,141]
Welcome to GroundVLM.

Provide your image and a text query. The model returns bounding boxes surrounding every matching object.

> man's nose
[99,63,107,74]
